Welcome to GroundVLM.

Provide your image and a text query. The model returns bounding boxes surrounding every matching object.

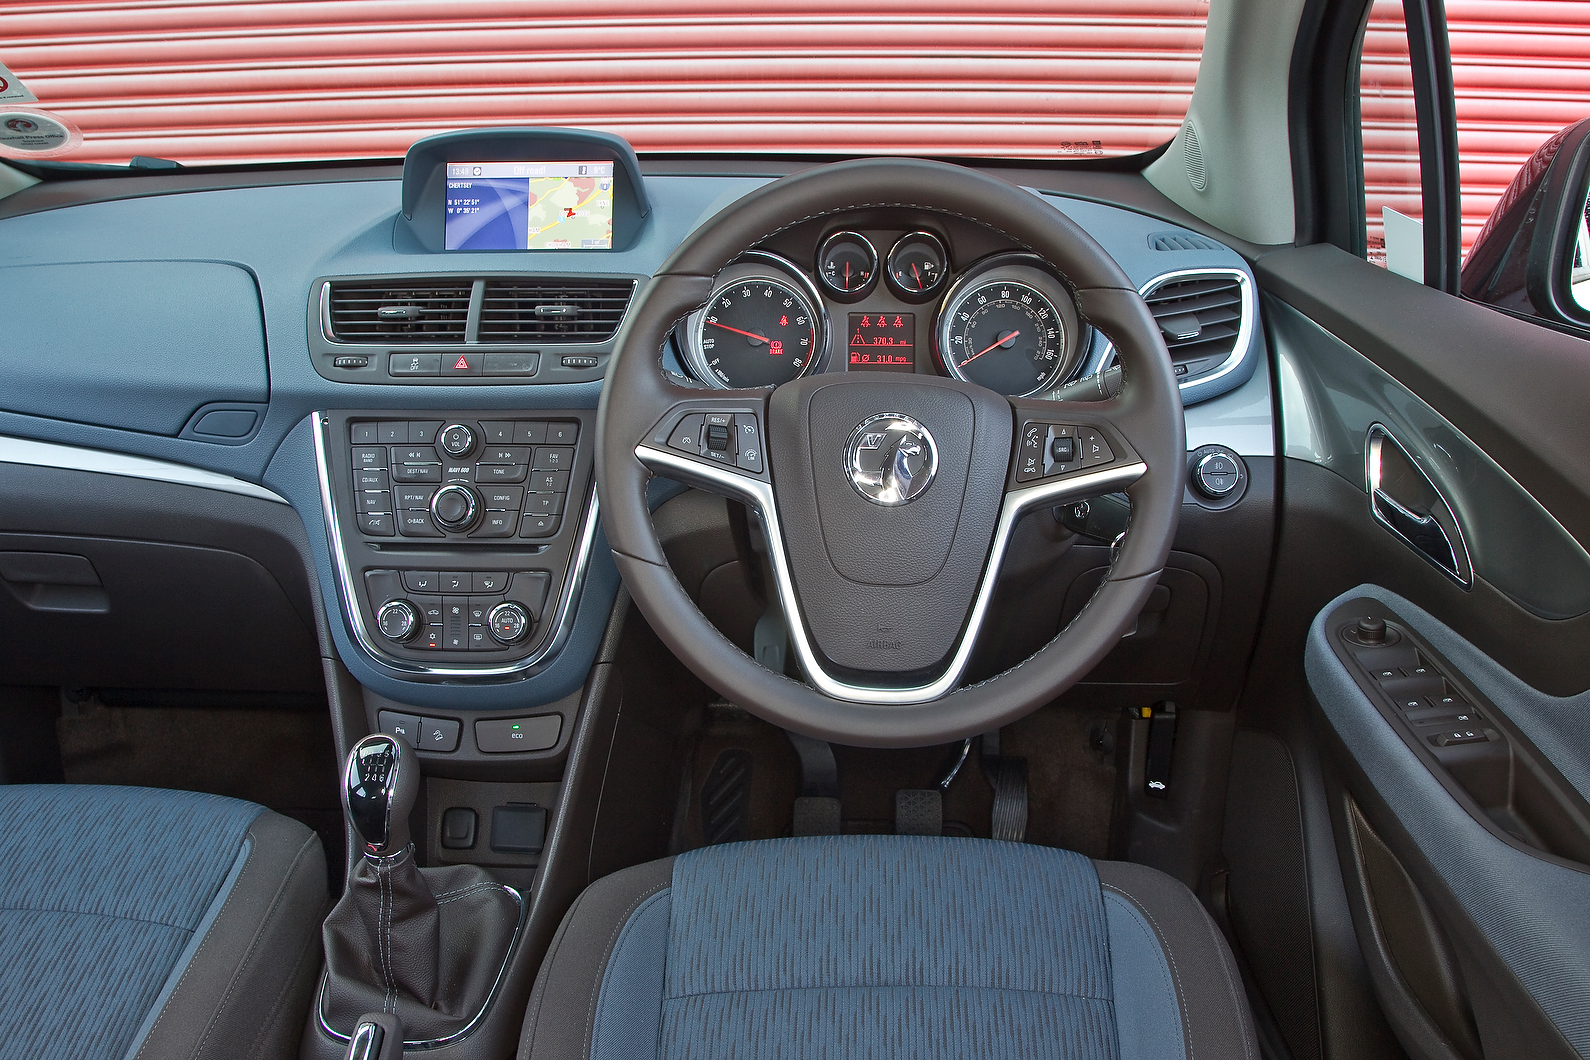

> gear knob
[343,733,419,857]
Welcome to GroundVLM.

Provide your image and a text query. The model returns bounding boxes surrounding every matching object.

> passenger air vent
[479,279,635,343]
[326,279,471,343]
[1142,271,1248,373]
[1148,231,1220,252]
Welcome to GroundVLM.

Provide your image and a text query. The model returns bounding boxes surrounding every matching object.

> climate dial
[376,600,420,642]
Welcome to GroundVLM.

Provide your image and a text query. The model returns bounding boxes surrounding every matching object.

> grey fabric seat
[519,835,1257,1060]
[0,784,328,1060]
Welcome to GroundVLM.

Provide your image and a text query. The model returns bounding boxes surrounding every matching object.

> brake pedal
[982,730,1029,842]
[895,789,943,835]
[786,730,842,836]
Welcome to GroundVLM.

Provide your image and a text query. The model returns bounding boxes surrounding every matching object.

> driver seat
[518,836,1256,1060]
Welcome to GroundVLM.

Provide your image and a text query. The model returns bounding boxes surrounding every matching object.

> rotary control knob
[430,484,480,532]
[1193,451,1241,498]
[488,602,532,645]
[376,600,420,642]
[438,423,475,457]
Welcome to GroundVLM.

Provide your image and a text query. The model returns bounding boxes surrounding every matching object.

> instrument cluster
[674,225,1089,398]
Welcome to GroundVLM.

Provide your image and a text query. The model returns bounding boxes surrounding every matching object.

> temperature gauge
[816,231,878,301]
[886,231,948,302]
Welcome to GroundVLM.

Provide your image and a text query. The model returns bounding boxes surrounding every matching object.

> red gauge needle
[959,330,1020,367]
[911,263,924,290]
[707,320,769,345]
[845,261,851,288]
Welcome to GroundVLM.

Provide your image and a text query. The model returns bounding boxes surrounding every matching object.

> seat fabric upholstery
[0,784,328,1060]
[519,836,1257,1060]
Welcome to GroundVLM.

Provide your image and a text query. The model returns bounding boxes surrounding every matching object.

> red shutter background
[3,1,1587,258]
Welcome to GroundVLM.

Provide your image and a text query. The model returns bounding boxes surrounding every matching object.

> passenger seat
[0,784,328,1060]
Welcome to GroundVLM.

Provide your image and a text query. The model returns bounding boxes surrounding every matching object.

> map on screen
[444,161,615,250]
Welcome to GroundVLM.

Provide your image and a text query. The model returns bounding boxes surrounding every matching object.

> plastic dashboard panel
[0,164,1274,709]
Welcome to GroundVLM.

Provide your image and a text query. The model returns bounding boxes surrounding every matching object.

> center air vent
[1142,271,1248,373]
[480,279,635,343]
[326,279,471,343]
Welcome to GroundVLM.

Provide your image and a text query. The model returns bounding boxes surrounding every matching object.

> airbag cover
[768,375,1010,674]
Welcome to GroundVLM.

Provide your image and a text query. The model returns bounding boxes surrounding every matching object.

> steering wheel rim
[597,158,1185,748]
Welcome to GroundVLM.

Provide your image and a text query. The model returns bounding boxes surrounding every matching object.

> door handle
[1366,425,1473,588]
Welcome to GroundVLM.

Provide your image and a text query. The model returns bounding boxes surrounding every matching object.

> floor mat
[58,697,344,885]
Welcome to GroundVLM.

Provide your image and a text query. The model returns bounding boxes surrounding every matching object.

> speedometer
[679,255,828,389]
[936,260,1081,396]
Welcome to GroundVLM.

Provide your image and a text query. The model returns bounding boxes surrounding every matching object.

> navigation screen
[444,161,615,250]
[848,312,915,371]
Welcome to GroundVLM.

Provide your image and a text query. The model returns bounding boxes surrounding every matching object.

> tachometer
[681,256,827,389]
[936,260,1081,396]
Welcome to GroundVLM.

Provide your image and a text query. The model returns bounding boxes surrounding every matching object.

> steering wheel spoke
[635,393,772,493]
[1004,398,1149,513]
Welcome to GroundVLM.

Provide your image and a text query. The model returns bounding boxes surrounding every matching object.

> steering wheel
[597,159,1184,748]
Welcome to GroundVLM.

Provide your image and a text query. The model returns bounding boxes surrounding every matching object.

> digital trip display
[445,161,615,250]
[848,312,915,372]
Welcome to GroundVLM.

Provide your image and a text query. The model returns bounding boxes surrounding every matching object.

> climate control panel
[319,409,597,673]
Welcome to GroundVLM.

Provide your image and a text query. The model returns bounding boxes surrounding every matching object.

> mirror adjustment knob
[1356,616,1387,645]
[439,423,475,457]
[488,601,532,645]
[376,599,420,642]
[430,484,480,532]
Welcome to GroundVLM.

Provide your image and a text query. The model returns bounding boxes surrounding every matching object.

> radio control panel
[318,409,597,671]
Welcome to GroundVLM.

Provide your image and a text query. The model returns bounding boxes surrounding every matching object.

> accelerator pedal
[982,730,1029,842]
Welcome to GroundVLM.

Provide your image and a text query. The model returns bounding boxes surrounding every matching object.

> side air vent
[479,279,635,343]
[1143,271,1248,374]
[1148,231,1220,252]
[326,279,471,343]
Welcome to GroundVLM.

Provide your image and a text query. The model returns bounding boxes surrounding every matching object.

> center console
[315,408,598,676]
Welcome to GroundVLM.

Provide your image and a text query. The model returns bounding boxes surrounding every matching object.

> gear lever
[343,733,418,857]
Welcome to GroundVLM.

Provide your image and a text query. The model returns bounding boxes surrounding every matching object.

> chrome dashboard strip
[637,442,1146,705]
[313,413,602,678]
[0,434,289,504]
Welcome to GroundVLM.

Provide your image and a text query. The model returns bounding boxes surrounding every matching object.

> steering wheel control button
[488,602,532,644]
[439,423,475,456]
[669,414,704,453]
[376,600,420,642]
[845,414,938,505]
[1078,428,1114,466]
[735,415,765,473]
[1017,423,1045,481]
[1051,435,1077,463]
[1044,425,1080,476]
[475,714,562,753]
[430,484,480,532]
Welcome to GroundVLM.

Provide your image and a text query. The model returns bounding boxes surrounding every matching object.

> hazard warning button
[443,353,481,377]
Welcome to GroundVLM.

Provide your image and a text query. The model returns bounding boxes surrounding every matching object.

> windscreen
[0,0,1208,166]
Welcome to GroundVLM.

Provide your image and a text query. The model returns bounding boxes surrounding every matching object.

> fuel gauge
[886,231,948,302]
[816,231,878,301]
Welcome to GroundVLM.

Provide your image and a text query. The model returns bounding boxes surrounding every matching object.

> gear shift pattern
[343,733,418,857]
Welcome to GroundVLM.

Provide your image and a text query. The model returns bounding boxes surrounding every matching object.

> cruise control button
[476,463,528,483]
[472,572,508,593]
[480,486,524,510]
[668,414,704,454]
[520,514,561,538]
[471,511,516,537]
[735,415,764,473]
[403,571,440,593]
[529,470,571,493]
[533,446,574,471]
[398,511,444,537]
[514,421,549,445]
[359,513,395,536]
[523,493,564,516]
[389,353,440,376]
